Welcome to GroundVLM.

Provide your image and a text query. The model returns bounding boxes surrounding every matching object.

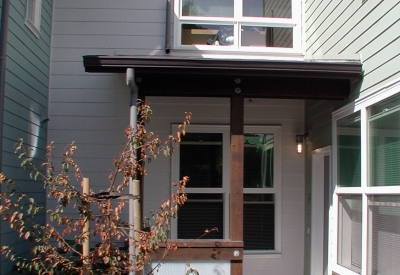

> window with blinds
[174,125,281,253]
[369,95,400,186]
[332,92,400,275]
[369,195,400,275]
[337,195,362,273]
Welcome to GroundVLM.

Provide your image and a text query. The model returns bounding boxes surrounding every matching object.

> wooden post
[82,178,90,275]
[230,95,244,275]
[133,179,142,275]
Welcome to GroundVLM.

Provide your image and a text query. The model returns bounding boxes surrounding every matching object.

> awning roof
[83,55,363,100]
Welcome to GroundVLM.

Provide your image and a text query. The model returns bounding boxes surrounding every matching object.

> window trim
[25,0,42,38]
[172,0,302,54]
[170,124,282,255]
[330,77,400,275]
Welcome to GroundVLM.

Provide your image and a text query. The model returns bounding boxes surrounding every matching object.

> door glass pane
[178,194,223,239]
[243,0,292,18]
[241,26,293,48]
[337,111,361,187]
[369,94,400,186]
[369,195,400,275]
[244,194,274,250]
[182,24,234,46]
[244,133,274,188]
[337,195,362,274]
[181,0,234,17]
[180,133,223,188]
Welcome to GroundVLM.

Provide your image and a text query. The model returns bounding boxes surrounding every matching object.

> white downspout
[126,68,138,275]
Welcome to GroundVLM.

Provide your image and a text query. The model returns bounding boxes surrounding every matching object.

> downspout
[126,68,138,275]
[165,0,172,54]
[0,1,10,274]
[0,0,10,171]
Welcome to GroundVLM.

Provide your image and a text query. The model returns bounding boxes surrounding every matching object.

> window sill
[25,19,41,38]
[169,48,305,61]
[244,252,282,259]
[151,239,243,261]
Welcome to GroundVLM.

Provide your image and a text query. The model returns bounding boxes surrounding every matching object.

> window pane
[244,194,274,250]
[337,111,361,187]
[244,133,273,188]
[369,195,400,275]
[243,0,292,18]
[337,195,362,273]
[178,194,224,239]
[181,0,234,17]
[182,24,234,46]
[241,26,293,48]
[369,95,400,186]
[180,133,223,188]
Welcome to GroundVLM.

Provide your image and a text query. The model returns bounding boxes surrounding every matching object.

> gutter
[0,0,10,172]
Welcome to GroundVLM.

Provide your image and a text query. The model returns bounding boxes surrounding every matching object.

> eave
[83,55,363,100]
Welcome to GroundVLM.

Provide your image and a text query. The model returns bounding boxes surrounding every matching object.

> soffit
[83,55,363,100]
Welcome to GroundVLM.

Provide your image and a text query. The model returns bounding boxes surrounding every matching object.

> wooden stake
[82,178,90,275]
[133,179,142,275]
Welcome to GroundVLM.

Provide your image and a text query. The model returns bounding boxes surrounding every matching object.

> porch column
[230,94,244,275]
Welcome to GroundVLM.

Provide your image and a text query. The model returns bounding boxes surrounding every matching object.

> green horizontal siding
[1,1,53,274]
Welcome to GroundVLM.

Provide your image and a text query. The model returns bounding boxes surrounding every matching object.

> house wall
[146,96,305,275]
[0,0,53,274]
[49,1,306,274]
[304,0,400,274]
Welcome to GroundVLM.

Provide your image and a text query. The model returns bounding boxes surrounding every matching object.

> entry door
[311,146,331,275]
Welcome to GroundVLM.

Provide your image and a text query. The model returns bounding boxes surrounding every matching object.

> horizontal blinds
[243,195,274,250]
[370,195,400,275]
[177,194,223,239]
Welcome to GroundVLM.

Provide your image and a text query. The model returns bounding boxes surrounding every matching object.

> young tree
[0,101,191,274]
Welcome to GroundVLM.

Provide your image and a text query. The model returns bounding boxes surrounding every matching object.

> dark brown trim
[83,55,362,100]
[83,55,362,80]
[152,240,244,261]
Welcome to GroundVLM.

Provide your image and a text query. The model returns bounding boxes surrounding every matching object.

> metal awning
[83,55,363,100]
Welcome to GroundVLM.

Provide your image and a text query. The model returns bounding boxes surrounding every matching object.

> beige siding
[146,97,305,275]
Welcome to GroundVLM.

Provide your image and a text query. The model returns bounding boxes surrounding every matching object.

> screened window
[25,0,42,37]
[172,125,281,253]
[174,0,301,52]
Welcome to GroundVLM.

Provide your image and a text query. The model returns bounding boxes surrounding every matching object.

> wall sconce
[296,135,304,154]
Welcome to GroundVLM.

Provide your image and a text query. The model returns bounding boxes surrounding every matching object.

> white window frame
[171,124,282,256]
[173,0,302,55]
[25,0,42,38]
[330,78,400,275]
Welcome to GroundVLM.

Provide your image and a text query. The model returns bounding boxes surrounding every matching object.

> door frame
[311,146,331,275]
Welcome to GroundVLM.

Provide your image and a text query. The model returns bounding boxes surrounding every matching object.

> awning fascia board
[82,55,363,100]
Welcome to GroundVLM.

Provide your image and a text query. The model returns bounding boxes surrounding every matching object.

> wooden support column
[230,94,244,275]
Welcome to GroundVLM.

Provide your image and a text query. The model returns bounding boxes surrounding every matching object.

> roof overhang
[83,55,363,100]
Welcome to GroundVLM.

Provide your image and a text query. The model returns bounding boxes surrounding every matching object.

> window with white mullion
[174,0,299,51]
[171,124,282,254]
[332,91,400,275]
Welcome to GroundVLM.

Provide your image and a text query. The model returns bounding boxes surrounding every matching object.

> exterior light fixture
[296,135,304,154]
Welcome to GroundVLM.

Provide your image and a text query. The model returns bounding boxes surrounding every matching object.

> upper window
[174,0,301,53]
[171,125,282,254]
[25,0,42,38]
